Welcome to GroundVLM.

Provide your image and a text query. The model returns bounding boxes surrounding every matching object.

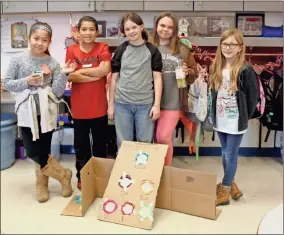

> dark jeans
[73,115,108,180]
[20,116,53,169]
[217,131,244,186]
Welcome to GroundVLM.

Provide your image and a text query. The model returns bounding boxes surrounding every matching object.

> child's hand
[61,59,77,74]
[182,63,189,76]
[149,105,160,121]
[26,74,41,86]
[108,103,115,120]
[199,67,207,81]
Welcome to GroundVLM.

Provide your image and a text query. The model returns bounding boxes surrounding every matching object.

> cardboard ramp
[97,141,168,230]
[62,141,221,227]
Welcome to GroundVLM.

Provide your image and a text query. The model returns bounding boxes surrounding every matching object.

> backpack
[251,74,266,119]
[258,69,283,147]
[260,70,283,131]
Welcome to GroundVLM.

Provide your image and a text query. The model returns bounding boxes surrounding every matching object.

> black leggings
[73,115,108,180]
[20,116,53,169]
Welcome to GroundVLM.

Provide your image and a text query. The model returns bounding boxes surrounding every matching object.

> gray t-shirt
[3,52,67,114]
[111,41,163,104]
[158,45,183,110]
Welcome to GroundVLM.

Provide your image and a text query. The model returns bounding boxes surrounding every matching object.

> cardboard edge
[215,208,222,219]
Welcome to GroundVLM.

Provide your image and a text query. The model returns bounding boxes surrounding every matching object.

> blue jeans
[114,102,154,149]
[217,131,244,186]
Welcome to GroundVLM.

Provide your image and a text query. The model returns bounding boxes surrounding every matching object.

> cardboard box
[62,144,221,224]
[156,166,221,220]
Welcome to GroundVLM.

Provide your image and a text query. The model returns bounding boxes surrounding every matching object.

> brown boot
[42,155,73,197]
[216,182,222,195]
[230,181,243,200]
[35,164,49,203]
[216,184,230,206]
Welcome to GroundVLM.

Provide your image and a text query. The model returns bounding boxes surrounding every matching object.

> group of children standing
[3,12,259,207]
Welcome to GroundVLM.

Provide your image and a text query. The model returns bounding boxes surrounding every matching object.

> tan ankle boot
[216,184,230,206]
[230,181,243,200]
[216,182,222,195]
[42,155,73,197]
[35,164,49,203]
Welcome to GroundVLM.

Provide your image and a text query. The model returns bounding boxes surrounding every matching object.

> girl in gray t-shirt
[108,12,163,150]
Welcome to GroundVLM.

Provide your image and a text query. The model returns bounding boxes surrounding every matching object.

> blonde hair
[210,28,246,92]
[150,12,181,55]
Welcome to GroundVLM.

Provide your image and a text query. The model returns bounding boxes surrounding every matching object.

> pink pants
[156,110,180,166]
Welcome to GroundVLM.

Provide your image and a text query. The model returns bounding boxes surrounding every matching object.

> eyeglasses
[221,43,241,49]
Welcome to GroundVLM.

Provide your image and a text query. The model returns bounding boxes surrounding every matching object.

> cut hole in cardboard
[138,201,154,222]
[135,151,149,167]
[121,202,136,216]
[118,172,135,191]
[103,199,118,214]
[141,180,154,195]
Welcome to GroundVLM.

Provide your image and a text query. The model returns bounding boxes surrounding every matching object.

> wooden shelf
[96,37,126,47]
[96,37,283,47]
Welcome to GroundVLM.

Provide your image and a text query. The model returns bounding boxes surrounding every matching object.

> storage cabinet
[96,0,143,11]
[2,1,47,13]
[144,1,193,11]
[194,1,243,11]
[244,1,283,12]
[48,1,95,12]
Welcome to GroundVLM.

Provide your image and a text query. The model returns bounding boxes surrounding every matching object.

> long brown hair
[120,12,148,41]
[210,28,246,92]
[29,22,52,56]
[151,12,180,55]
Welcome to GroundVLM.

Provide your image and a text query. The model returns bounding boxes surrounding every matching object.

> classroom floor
[1,155,283,234]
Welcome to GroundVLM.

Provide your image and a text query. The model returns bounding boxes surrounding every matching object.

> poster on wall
[236,14,264,37]
[178,17,190,37]
[208,16,235,37]
[97,21,106,37]
[11,22,28,49]
[187,17,208,37]
[107,27,119,37]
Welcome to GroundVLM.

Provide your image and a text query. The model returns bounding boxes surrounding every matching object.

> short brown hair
[120,12,148,41]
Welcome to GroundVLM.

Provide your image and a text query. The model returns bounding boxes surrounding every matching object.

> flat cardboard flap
[156,167,172,210]
[170,167,216,197]
[61,157,96,217]
[171,189,217,220]
[94,157,115,198]
[97,141,168,230]
[93,157,115,178]
[81,157,96,216]
[159,166,220,219]
[61,196,83,217]
[156,166,219,219]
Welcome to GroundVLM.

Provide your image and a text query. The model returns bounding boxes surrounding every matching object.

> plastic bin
[1,113,17,170]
